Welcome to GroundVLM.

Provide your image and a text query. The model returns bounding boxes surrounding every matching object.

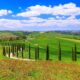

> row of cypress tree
[2,42,77,61]
[28,42,77,61]
[2,43,25,58]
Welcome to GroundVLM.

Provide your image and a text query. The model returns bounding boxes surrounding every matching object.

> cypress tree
[58,41,61,61]
[14,45,16,53]
[12,45,14,56]
[5,46,7,56]
[8,46,10,58]
[35,46,37,60]
[18,44,20,51]
[74,44,77,61]
[37,44,39,60]
[46,44,49,60]
[16,45,18,58]
[72,47,74,61]
[11,45,12,53]
[29,44,31,59]
[35,44,39,60]
[23,43,25,50]
[3,46,5,56]
[22,45,24,58]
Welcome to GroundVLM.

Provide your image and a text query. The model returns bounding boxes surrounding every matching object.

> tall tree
[37,44,39,60]
[22,45,24,58]
[3,46,6,56]
[72,47,74,61]
[16,45,18,58]
[35,44,39,60]
[74,44,77,61]
[58,41,61,61]
[12,45,14,56]
[29,44,31,59]
[46,44,49,60]
[8,46,10,58]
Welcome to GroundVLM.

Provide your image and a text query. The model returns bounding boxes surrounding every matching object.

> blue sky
[0,0,80,31]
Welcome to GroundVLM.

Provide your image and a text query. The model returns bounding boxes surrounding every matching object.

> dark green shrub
[22,45,24,58]
[29,44,31,59]
[46,45,49,60]
[16,45,19,58]
[35,44,39,60]
[58,41,61,61]
[74,44,77,61]
[3,46,6,56]
[8,46,10,58]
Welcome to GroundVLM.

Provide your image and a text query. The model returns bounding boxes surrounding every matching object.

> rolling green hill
[0,31,80,62]
[25,32,80,62]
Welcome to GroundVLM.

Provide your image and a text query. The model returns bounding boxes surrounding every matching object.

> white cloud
[0,19,24,28]
[0,17,80,30]
[0,3,80,30]
[52,3,80,16]
[16,3,80,18]
[0,9,12,16]
[16,5,53,17]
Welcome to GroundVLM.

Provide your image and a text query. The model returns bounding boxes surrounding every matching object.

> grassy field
[1,32,80,62]
[24,32,80,62]
[0,60,80,80]
[0,32,80,80]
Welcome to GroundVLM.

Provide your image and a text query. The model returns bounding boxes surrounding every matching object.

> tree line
[2,42,77,61]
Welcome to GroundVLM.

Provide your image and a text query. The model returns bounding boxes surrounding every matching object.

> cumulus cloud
[0,17,80,30]
[0,3,80,30]
[17,5,52,17]
[0,9,12,16]
[16,3,80,18]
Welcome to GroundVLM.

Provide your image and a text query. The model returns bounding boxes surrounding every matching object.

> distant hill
[0,31,31,40]
[0,30,80,40]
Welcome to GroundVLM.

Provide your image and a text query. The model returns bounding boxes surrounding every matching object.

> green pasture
[0,32,80,63]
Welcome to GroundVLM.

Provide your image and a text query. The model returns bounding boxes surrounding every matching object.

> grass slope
[26,32,80,62]
[1,32,80,62]
[0,60,80,80]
